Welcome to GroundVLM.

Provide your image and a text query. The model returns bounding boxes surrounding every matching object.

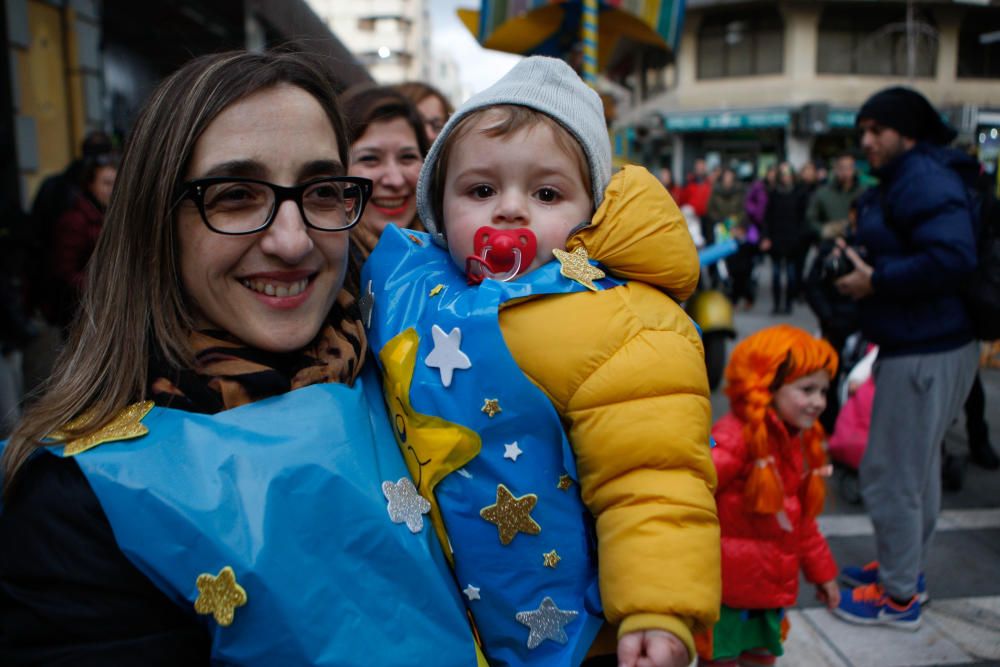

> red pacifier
[465,226,537,284]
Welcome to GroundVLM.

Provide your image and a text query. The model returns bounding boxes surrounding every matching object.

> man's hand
[834,240,874,300]
[617,630,690,667]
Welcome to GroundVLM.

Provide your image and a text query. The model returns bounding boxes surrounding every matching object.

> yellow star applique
[481,398,502,418]
[480,484,541,545]
[556,474,574,491]
[380,328,482,553]
[428,284,445,297]
[552,246,605,291]
[543,549,561,568]
[50,401,155,457]
[194,565,247,627]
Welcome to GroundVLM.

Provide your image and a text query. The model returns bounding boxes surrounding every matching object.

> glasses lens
[202,181,273,233]
[303,179,363,230]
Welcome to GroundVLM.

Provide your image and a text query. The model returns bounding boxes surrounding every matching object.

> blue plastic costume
[364,225,624,666]
[8,371,480,666]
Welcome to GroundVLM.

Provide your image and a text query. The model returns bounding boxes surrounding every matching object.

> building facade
[2,0,370,211]
[614,0,1000,179]
[310,0,432,84]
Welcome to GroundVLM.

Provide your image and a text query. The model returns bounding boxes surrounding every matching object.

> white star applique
[503,442,523,462]
[382,477,431,533]
[463,584,481,601]
[515,597,579,649]
[424,324,472,387]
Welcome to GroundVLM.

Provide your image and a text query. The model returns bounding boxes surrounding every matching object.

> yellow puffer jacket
[498,165,721,659]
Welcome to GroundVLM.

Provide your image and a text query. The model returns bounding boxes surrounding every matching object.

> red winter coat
[711,412,837,609]
[679,178,712,218]
[49,193,104,326]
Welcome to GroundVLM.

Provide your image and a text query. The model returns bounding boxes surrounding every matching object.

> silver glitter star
[515,597,579,649]
[463,584,481,601]
[358,280,375,329]
[503,441,523,462]
[382,477,431,533]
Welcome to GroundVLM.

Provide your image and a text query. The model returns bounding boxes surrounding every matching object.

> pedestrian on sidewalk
[832,86,980,631]
[697,325,840,667]
[760,163,808,314]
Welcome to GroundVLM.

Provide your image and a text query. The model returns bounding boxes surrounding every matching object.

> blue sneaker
[839,561,929,604]
[832,583,921,631]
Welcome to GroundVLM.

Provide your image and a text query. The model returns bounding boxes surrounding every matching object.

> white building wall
[308,0,432,84]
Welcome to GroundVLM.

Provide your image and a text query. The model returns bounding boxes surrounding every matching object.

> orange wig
[724,325,838,518]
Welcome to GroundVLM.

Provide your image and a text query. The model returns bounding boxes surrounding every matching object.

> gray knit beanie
[416,56,611,245]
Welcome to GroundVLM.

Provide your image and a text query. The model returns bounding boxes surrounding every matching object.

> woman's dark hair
[340,84,429,157]
[80,152,121,190]
[3,49,351,494]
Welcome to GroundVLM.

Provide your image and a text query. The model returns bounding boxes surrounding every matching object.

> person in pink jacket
[698,325,840,666]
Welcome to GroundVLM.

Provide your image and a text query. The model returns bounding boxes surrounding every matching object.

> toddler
[364,57,719,667]
[698,325,840,666]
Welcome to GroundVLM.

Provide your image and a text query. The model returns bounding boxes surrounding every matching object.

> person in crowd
[658,165,682,201]
[832,86,980,630]
[340,85,428,272]
[680,157,713,220]
[364,56,719,667]
[761,162,808,315]
[396,81,453,144]
[804,200,863,433]
[745,165,775,243]
[792,162,822,293]
[707,168,752,303]
[806,154,866,243]
[697,324,840,667]
[48,153,119,331]
[0,50,480,665]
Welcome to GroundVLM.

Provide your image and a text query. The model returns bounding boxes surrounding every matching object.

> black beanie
[856,87,957,145]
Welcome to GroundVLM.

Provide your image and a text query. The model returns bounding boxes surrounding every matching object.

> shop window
[817,4,936,77]
[697,8,784,79]
[958,8,1000,78]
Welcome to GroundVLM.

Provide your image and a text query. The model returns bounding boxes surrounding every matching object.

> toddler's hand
[816,579,841,609]
[617,629,689,667]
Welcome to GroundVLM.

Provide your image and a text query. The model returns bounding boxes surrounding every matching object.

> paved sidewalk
[707,274,1000,667]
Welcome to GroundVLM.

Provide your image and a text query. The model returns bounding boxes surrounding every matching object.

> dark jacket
[855,142,978,356]
[804,239,862,342]
[807,178,866,241]
[762,184,808,257]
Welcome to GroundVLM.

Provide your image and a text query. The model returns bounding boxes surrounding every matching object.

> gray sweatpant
[859,341,979,600]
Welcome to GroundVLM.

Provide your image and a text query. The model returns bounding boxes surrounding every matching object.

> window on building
[358,18,375,32]
[697,8,784,79]
[958,8,1000,78]
[817,4,937,77]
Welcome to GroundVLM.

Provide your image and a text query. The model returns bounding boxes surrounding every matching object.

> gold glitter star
[543,549,561,568]
[480,484,541,545]
[556,474,574,491]
[428,284,445,297]
[481,398,502,418]
[552,246,605,291]
[194,565,247,627]
[408,233,424,245]
[380,328,482,553]
[50,401,155,457]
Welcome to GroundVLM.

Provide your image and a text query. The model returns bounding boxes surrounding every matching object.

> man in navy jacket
[831,87,980,631]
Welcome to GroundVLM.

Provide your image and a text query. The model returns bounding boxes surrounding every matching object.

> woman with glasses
[340,85,429,269]
[0,51,477,666]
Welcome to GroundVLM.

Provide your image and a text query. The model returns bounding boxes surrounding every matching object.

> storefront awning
[660,108,790,132]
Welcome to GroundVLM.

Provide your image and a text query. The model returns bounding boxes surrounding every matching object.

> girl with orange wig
[697,324,840,666]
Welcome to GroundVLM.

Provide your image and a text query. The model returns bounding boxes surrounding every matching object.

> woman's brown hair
[340,84,430,157]
[2,49,350,494]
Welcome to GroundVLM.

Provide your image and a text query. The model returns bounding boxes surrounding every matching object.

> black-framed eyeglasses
[179,176,373,235]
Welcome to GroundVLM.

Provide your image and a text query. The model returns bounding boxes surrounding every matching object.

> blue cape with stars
[10,370,480,666]
[364,226,624,666]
